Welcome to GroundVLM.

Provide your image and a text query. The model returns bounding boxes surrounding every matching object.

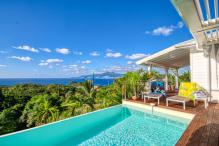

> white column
[175,68,179,90]
[148,64,152,73]
[208,48,212,102]
[204,45,212,101]
[216,45,219,88]
[165,68,168,91]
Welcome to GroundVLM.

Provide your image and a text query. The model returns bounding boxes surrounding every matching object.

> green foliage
[168,71,191,86]
[20,94,60,127]
[76,80,97,110]
[60,96,81,118]
[179,71,191,83]
[0,80,122,135]
[0,104,25,135]
[123,71,143,97]
[119,70,164,98]
[0,69,191,136]
[96,84,122,108]
[168,74,176,85]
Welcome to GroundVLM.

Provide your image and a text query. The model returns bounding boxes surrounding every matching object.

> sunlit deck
[125,97,219,146]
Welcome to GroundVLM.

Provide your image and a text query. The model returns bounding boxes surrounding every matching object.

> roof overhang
[136,39,196,69]
[172,0,219,47]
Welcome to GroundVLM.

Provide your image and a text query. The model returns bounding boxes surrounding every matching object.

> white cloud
[39,62,49,66]
[82,60,91,64]
[13,45,39,53]
[177,21,184,28]
[69,64,78,67]
[106,52,122,58]
[104,66,123,72]
[40,48,51,53]
[39,58,63,67]
[73,51,83,55]
[127,61,133,65]
[0,64,6,67]
[103,63,145,73]
[103,65,129,73]
[68,64,78,68]
[90,51,100,56]
[125,53,149,60]
[106,48,113,52]
[56,48,70,55]
[105,49,122,58]
[46,59,63,63]
[146,21,184,36]
[10,56,32,62]
[63,64,87,75]
[67,64,86,70]
[152,27,174,36]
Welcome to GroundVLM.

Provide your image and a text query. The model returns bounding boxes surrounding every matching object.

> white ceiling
[136,40,196,68]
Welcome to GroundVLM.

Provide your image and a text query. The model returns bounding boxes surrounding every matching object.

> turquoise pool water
[0,105,191,146]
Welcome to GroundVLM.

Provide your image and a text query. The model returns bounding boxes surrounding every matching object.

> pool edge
[122,100,195,120]
[0,104,122,138]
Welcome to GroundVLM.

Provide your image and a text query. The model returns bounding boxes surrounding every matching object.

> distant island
[73,72,124,79]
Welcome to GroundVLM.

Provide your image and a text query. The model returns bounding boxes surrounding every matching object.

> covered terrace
[136,39,196,91]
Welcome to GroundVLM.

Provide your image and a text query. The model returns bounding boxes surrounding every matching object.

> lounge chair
[166,96,190,110]
[193,89,209,109]
[145,93,163,105]
[142,80,166,105]
[166,82,197,110]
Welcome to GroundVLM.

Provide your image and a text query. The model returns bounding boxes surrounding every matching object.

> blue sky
[0,0,192,78]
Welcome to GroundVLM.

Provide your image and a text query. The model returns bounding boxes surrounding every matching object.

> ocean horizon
[0,78,114,86]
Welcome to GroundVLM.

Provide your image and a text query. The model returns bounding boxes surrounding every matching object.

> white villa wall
[190,52,208,89]
[211,48,216,88]
[210,47,219,103]
[190,49,219,103]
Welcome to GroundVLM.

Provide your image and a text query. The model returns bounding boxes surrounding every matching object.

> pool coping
[122,100,195,120]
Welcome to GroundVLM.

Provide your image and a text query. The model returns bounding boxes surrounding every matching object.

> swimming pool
[0,104,192,146]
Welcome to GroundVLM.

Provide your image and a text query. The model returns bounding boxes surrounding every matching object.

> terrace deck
[126,96,219,146]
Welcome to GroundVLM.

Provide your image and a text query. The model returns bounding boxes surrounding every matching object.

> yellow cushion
[178,82,198,102]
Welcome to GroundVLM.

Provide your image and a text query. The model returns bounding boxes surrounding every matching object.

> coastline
[0,78,114,86]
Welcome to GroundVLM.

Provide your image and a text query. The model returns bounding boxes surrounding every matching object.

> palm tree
[36,97,59,125]
[21,94,59,127]
[81,80,94,97]
[61,102,80,117]
[60,94,81,118]
[77,80,96,110]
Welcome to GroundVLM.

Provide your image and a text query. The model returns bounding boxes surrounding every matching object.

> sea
[0,78,114,86]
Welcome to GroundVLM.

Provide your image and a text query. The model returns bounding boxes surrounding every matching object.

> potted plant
[124,72,142,100]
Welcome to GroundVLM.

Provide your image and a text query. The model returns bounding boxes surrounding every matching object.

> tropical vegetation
[0,70,190,135]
